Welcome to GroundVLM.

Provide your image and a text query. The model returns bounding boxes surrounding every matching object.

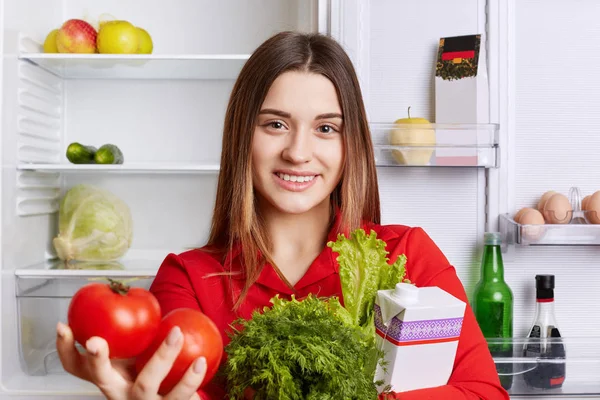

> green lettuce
[328,228,408,345]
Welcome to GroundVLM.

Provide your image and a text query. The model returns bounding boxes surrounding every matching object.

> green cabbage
[52,184,133,261]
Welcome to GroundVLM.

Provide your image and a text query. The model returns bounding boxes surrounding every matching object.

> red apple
[56,19,97,54]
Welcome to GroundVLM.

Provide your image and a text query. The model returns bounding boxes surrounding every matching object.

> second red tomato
[135,308,224,395]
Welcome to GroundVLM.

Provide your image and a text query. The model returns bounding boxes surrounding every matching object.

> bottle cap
[484,232,502,246]
[536,274,555,290]
[392,282,419,305]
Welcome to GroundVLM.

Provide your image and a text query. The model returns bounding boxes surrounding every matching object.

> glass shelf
[14,259,163,280]
[17,162,221,174]
[489,337,600,397]
[370,123,499,168]
[17,121,500,174]
[18,53,250,80]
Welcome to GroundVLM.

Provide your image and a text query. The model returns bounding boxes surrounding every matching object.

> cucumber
[66,142,97,164]
[94,144,124,164]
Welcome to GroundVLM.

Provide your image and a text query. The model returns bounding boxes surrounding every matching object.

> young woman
[56,31,509,400]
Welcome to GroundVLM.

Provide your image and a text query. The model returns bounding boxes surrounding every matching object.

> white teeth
[276,173,316,183]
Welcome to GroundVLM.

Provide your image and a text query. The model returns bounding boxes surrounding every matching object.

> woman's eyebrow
[258,109,343,120]
[315,113,343,120]
[258,109,291,118]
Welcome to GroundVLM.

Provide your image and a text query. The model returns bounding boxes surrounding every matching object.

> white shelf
[17,162,220,174]
[18,53,250,80]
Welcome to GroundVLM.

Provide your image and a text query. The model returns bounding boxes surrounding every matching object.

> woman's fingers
[56,322,88,381]
[131,326,184,399]
[163,357,207,400]
[84,336,129,396]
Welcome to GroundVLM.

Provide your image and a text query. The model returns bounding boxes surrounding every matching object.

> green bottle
[472,232,514,390]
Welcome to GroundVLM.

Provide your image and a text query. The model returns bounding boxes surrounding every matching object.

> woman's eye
[318,125,336,134]
[269,122,284,129]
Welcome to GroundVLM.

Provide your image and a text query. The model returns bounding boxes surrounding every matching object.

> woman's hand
[56,322,207,400]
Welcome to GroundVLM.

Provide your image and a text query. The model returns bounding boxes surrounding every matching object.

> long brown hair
[206,31,380,308]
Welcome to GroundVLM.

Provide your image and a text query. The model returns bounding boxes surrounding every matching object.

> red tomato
[67,280,161,359]
[135,308,224,395]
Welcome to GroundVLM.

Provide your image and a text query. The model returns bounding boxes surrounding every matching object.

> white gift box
[374,283,466,393]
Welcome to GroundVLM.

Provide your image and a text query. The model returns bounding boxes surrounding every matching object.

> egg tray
[500,187,600,247]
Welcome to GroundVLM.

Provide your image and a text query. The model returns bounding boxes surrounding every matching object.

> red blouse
[149,221,509,400]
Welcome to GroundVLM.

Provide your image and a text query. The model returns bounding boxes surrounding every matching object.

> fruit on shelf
[136,27,153,54]
[94,144,124,164]
[56,19,97,54]
[96,20,140,54]
[43,29,59,53]
[389,107,436,165]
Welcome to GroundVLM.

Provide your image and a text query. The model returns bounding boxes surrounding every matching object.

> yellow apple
[388,107,436,165]
[43,29,59,53]
[96,20,140,54]
[136,27,153,54]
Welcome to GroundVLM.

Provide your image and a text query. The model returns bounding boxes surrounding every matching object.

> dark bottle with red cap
[523,274,566,389]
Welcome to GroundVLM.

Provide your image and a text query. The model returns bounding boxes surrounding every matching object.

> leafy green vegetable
[52,184,133,262]
[225,228,409,399]
[225,295,378,400]
[328,228,408,345]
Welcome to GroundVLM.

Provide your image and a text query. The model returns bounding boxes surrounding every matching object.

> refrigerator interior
[1,0,599,398]
[1,0,319,395]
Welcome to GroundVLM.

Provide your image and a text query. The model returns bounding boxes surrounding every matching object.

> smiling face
[252,71,344,215]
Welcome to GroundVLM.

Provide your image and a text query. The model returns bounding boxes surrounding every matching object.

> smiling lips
[274,171,318,192]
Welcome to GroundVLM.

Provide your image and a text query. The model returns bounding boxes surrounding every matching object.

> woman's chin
[267,197,328,215]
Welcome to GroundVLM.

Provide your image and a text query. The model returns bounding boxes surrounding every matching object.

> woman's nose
[281,129,313,164]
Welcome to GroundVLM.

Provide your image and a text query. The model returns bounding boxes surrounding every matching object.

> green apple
[97,20,140,54]
[389,107,436,165]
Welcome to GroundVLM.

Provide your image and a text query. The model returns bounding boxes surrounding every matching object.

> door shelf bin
[499,213,600,248]
[370,123,499,168]
[488,337,600,396]
[15,260,158,376]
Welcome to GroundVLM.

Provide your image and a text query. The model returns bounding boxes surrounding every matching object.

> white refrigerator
[1,0,599,399]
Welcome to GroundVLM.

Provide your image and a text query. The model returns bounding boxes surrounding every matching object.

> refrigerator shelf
[15,258,164,280]
[370,122,499,168]
[18,53,251,80]
[17,162,221,174]
[499,213,600,248]
[17,122,500,173]
[488,337,600,396]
